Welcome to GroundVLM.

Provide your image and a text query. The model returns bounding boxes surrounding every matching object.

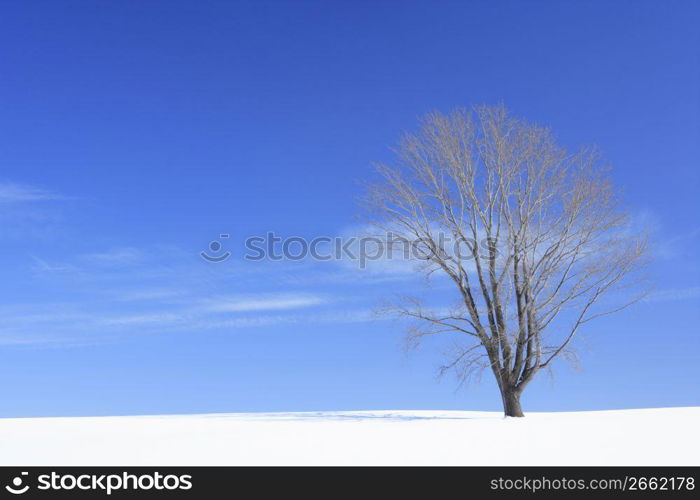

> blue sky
[0,0,698,417]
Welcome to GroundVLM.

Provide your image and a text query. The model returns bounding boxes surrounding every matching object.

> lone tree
[366,105,647,417]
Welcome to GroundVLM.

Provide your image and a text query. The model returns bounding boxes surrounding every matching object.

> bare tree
[365,105,648,417]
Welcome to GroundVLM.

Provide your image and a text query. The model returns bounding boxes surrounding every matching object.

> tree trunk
[502,387,524,417]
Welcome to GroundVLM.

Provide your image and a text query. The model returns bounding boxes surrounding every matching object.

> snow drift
[0,407,697,466]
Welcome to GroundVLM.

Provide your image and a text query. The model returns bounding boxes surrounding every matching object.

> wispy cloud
[80,247,144,266]
[183,308,378,330]
[0,299,377,346]
[100,312,188,327]
[0,182,64,203]
[654,226,700,261]
[109,288,186,302]
[202,293,329,312]
[12,235,400,346]
[643,286,700,303]
[31,257,78,274]
[0,182,68,241]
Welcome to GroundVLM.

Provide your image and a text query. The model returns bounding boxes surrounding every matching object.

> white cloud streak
[0,182,64,203]
[643,286,700,303]
[202,293,329,312]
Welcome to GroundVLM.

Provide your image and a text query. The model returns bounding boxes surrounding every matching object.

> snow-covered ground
[0,407,697,466]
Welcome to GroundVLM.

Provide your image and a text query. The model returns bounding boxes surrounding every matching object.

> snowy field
[0,407,697,466]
